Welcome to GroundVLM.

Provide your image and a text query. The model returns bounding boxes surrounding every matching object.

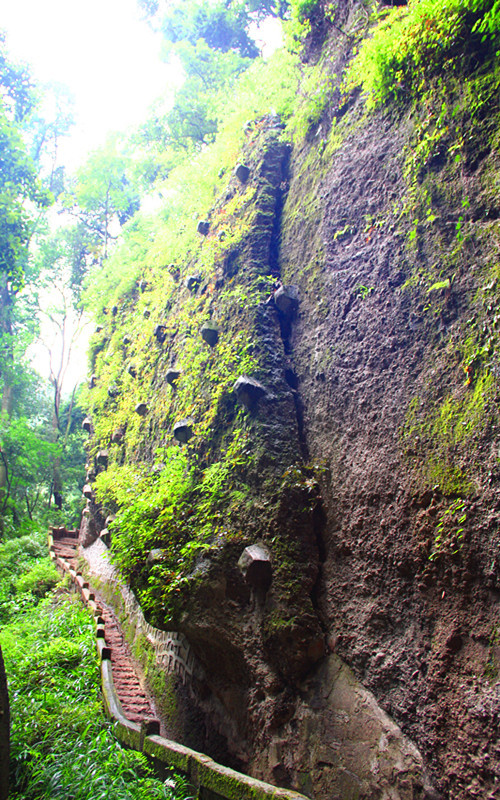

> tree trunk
[0,644,10,800]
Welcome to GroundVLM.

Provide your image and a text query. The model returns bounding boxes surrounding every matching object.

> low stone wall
[48,530,310,800]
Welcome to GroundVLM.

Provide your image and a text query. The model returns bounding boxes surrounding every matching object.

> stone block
[166,368,181,386]
[235,163,250,183]
[96,450,109,467]
[82,417,92,433]
[185,274,201,292]
[233,375,266,409]
[147,548,165,567]
[238,544,272,590]
[197,220,210,236]
[274,284,299,317]
[111,427,124,444]
[201,322,219,347]
[135,402,148,416]
[154,324,167,343]
[173,419,194,444]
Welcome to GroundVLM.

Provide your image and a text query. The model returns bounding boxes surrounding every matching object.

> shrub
[347,0,500,109]
[15,560,60,598]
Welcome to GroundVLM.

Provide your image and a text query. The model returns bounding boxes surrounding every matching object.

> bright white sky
[1,0,176,168]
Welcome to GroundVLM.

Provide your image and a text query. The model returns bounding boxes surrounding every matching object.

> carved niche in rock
[233,375,266,410]
[173,419,194,444]
[201,322,219,347]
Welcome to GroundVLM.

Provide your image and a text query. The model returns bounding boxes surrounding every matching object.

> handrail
[48,528,310,800]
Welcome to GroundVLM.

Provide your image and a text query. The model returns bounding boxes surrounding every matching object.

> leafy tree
[0,413,60,523]
[62,136,140,263]
[0,643,8,800]
[135,0,282,160]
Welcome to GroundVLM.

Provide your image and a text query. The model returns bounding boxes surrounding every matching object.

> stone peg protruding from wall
[82,484,93,500]
[122,334,132,345]
[89,374,97,389]
[235,163,250,183]
[173,419,194,444]
[201,321,219,347]
[154,324,167,344]
[197,220,210,236]
[185,274,201,292]
[111,427,125,444]
[166,368,181,386]
[127,363,137,378]
[238,544,272,591]
[107,385,120,398]
[134,402,149,416]
[274,284,299,317]
[233,375,266,409]
[147,548,165,567]
[100,528,111,546]
[96,450,109,468]
[82,417,92,433]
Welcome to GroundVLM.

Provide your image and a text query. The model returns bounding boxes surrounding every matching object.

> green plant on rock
[428,498,467,561]
[347,0,500,110]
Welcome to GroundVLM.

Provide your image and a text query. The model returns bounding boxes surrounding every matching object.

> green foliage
[347,0,500,110]
[94,430,252,624]
[0,532,47,620]
[0,412,61,523]
[290,0,320,25]
[1,592,180,800]
[15,560,60,597]
[0,34,52,290]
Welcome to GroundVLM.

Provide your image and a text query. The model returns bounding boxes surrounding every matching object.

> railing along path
[48,526,309,800]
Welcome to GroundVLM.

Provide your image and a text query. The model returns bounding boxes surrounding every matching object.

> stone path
[51,532,156,725]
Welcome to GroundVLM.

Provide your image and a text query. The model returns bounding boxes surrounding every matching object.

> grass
[0,532,194,800]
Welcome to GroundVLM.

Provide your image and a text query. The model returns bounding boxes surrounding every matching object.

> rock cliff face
[82,2,500,797]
